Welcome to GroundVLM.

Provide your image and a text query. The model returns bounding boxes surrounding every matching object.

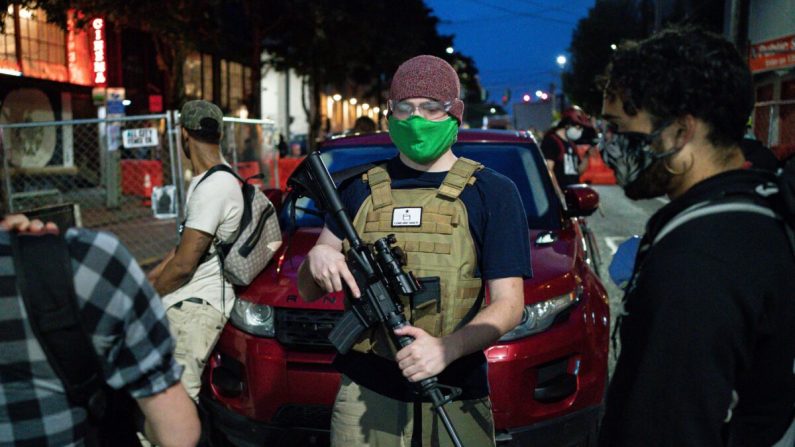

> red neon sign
[91,18,106,85]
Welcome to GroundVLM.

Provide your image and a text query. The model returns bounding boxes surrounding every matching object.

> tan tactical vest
[348,158,485,359]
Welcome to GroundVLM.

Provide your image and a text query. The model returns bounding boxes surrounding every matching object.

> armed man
[296,55,531,446]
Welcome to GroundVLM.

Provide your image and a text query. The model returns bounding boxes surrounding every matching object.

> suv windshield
[283,142,562,230]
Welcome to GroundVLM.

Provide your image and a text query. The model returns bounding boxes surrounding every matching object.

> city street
[585,185,665,374]
[1,0,792,445]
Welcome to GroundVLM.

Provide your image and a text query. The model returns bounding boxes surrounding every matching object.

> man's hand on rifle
[306,244,361,297]
[394,325,461,383]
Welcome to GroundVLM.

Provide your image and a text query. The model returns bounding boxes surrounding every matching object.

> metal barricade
[173,115,278,203]
[0,113,179,267]
[1,112,277,267]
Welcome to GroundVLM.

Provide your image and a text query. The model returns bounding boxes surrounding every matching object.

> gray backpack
[195,164,282,285]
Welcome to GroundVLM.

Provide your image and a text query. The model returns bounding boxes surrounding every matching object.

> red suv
[201,130,610,446]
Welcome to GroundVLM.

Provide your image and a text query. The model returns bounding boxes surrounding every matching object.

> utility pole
[284,71,291,143]
[724,0,742,46]
[654,0,663,31]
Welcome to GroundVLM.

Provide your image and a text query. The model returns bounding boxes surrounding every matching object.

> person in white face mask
[541,106,594,187]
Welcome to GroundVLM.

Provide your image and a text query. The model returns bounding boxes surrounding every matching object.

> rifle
[288,152,465,447]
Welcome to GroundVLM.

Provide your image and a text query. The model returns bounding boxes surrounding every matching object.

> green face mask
[388,115,458,164]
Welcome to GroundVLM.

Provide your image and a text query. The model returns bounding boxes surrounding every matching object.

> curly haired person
[598,27,795,447]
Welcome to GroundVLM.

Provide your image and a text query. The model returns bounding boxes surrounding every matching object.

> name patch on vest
[392,207,422,227]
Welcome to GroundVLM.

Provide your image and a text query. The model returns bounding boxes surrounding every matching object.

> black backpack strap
[9,233,104,410]
[195,163,245,188]
[193,164,247,262]
[652,198,781,246]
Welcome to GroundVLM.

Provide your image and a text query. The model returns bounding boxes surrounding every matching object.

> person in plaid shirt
[0,216,199,447]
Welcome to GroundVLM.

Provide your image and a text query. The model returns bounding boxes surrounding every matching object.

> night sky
[426,0,596,108]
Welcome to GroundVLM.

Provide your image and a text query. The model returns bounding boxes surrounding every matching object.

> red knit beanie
[389,55,464,124]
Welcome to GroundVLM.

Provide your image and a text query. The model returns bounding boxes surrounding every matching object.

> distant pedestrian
[351,116,377,134]
[541,106,594,187]
[277,133,288,157]
[148,100,244,401]
[599,27,795,446]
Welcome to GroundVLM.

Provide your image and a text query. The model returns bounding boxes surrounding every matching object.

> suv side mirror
[564,184,599,217]
[264,188,284,212]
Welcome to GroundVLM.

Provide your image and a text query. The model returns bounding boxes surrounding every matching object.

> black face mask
[601,121,680,199]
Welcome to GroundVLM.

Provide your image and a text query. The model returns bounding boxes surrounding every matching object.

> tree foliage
[562,0,651,114]
[0,0,481,136]
[0,0,258,107]
[564,0,730,115]
[258,0,481,145]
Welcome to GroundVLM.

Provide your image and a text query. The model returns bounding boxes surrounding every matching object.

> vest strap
[364,166,393,209]
[438,158,483,199]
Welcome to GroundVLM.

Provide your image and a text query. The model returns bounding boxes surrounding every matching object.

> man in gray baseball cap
[180,99,224,145]
[148,99,244,403]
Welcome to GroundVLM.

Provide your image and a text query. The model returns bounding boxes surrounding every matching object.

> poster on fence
[151,185,177,219]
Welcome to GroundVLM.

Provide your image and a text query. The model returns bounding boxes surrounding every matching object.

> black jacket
[600,170,795,447]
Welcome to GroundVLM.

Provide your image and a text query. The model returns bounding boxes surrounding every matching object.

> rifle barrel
[306,152,363,249]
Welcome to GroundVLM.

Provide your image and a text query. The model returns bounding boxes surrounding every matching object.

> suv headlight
[229,299,275,337]
[499,288,581,341]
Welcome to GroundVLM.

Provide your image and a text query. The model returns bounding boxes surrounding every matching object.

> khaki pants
[331,375,495,447]
[166,299,226,401]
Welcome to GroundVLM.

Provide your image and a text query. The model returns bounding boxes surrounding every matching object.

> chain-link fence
[1,113,179,266]
[172,115,278,220]
[1,112,277,268]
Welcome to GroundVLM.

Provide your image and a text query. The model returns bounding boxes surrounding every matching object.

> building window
[184,52,201,99]
[220,59,228,108]
[184,52,215,102]
[202,54,213,101]
[0,6,16,63]
[19,8,65,66]
[243,66,252,98]
[229,61,243,111]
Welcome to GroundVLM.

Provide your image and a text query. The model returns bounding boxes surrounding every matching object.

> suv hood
[237,227,581,309]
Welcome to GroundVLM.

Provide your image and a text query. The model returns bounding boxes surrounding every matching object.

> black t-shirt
[600,170,795,446]
[541,132,580,187]
[326,156,533,401]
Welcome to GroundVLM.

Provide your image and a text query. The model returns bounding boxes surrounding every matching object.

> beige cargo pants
[166,299,226,401]
[139,299,226,446]
[331,375,496,447]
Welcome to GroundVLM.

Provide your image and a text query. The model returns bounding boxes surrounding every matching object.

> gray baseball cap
[180,100,223,135]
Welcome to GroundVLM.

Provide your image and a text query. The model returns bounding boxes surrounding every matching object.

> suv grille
[272,404,331,430]
[275,309,342,349]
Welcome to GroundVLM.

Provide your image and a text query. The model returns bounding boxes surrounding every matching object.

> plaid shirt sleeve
[67,229,182,398]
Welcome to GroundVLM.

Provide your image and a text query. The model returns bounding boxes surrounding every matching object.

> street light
[446,46,454,54]
[349,98,357,105]
[489,107,496,114]
[555,55,567,112]
[332,94,342,101]
[522,94,531,102]
[535,90,543,98]
[610,43,618,50]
